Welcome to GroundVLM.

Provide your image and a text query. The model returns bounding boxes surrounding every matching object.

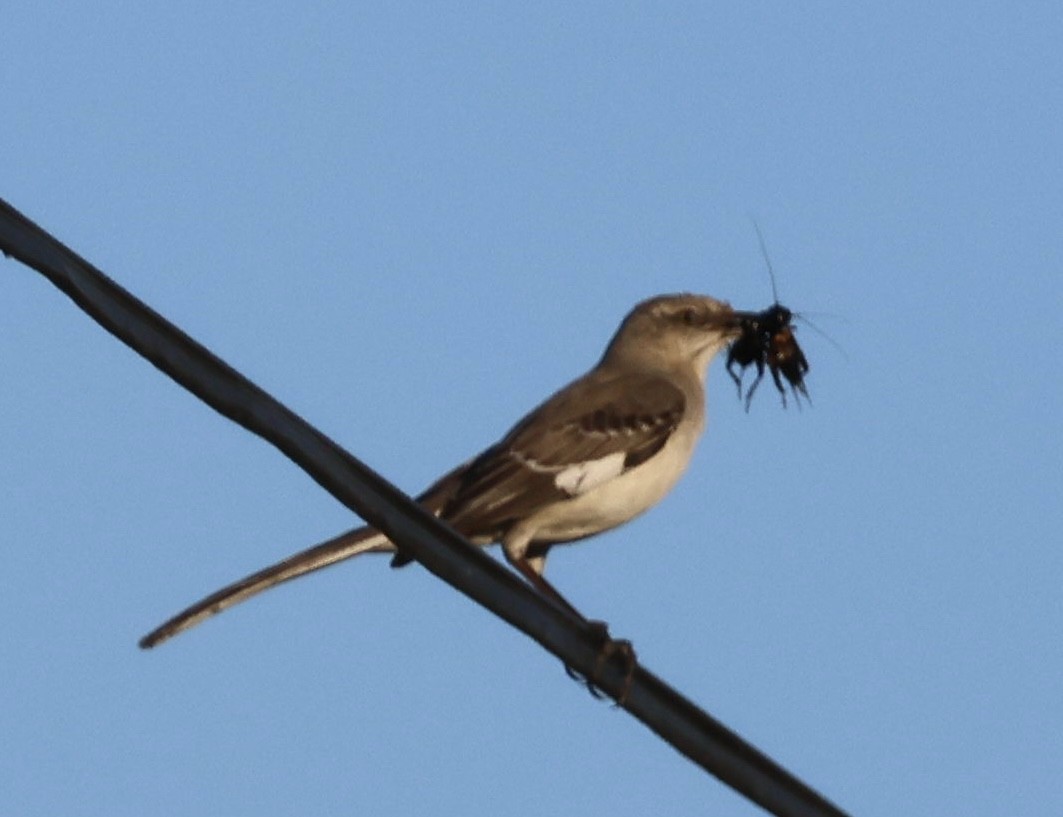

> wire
[1,197,852,817]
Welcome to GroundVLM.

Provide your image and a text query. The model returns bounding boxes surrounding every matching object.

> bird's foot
[564,620,638,705]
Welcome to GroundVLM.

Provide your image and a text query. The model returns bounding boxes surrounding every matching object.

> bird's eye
[681,308,698,326]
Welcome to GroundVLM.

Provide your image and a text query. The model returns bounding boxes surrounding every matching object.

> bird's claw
[563,620,638,705]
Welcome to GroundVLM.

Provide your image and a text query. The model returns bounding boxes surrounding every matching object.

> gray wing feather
[442,372,685,536]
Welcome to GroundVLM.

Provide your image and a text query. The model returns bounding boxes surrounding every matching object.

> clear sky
[3,4,1061,816]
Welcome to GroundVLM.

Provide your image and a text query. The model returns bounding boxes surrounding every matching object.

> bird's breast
[523,417,702,543]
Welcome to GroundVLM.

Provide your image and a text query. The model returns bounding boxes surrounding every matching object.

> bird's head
[602,293,747,377]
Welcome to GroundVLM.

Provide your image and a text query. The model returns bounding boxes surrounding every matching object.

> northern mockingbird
[140,293,752,649]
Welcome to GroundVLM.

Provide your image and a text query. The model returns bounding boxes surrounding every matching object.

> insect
[726,303,809,408]
[726,224,811,409]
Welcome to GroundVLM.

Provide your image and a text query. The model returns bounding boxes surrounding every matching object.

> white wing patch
[552,452,627,496]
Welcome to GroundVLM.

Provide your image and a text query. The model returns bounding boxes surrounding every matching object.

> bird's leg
[510,557,588,622]
[509,555,637,703]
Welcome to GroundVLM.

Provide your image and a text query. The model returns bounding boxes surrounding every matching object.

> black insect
[726,223,811,409]
[726,304,809,409]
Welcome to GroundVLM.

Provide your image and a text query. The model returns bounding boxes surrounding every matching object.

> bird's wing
[442,371,686,535]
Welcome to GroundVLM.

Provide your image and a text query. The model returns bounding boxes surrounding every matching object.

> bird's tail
[138,526,392,649]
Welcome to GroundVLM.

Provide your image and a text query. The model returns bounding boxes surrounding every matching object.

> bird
[140,293,751,649]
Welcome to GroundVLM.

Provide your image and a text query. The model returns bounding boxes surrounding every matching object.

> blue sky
[3,4,1061,816]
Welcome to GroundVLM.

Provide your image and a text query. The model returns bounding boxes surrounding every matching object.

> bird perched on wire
[140,294,757,649]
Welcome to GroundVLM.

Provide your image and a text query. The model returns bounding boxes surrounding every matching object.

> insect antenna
[749,218,845,357]
[793,312,847,360]
[749,216,780,305]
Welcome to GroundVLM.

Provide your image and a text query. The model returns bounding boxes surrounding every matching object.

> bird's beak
[723,308,762,337]
[730,308,763,323]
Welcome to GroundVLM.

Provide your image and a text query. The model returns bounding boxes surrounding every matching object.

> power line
[1,197,852,817]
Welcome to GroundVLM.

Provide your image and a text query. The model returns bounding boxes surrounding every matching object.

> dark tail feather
[139,526,390,648]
